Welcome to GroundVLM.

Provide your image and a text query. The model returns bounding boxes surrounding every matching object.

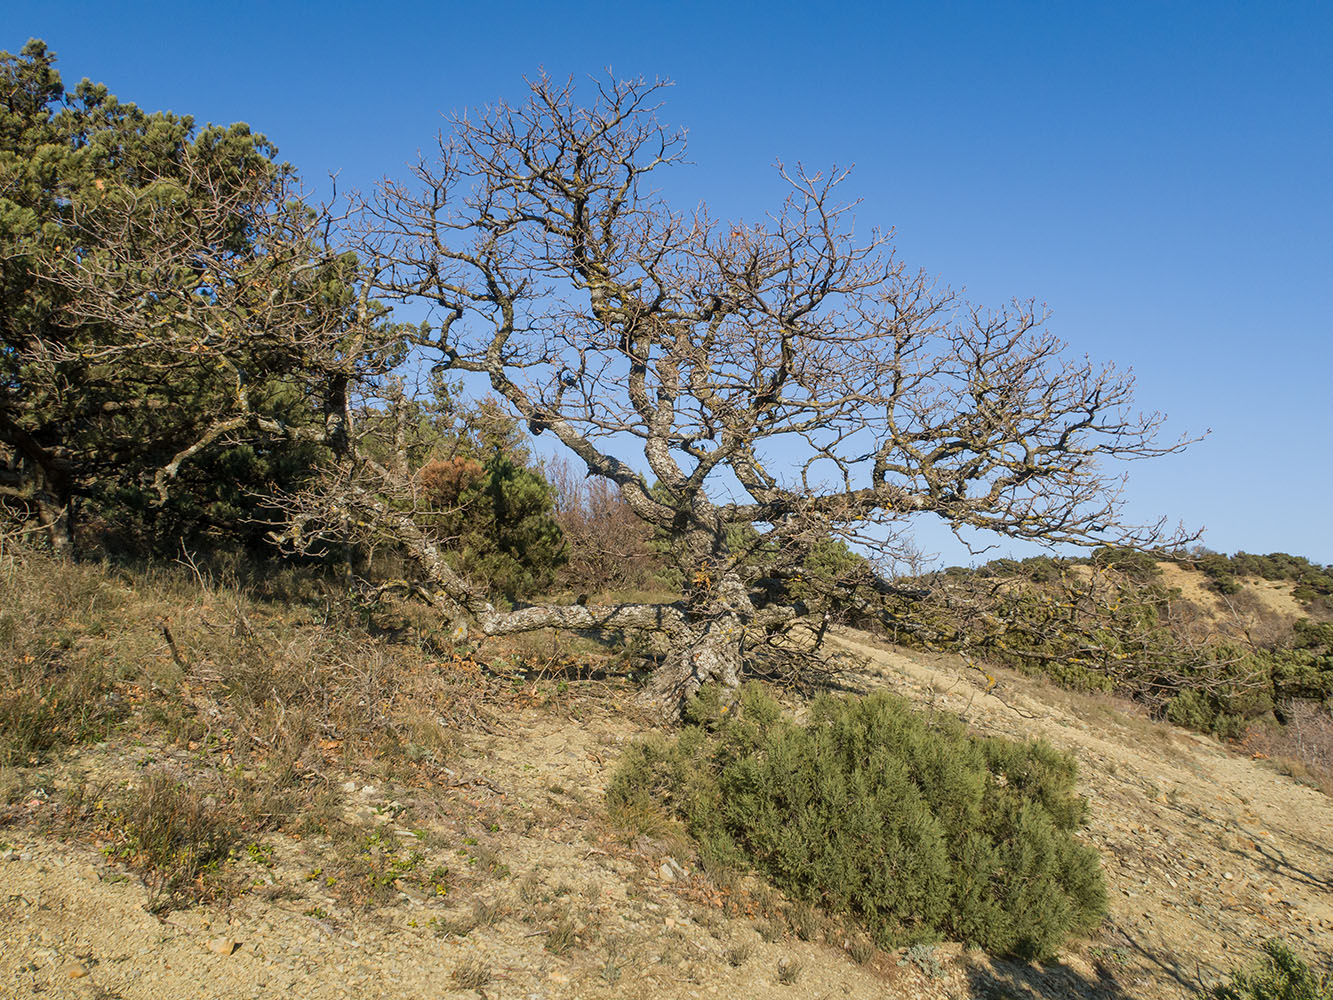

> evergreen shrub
[607,685,1106,959]
[417,450,566,599]
[1199,939,1333,1000]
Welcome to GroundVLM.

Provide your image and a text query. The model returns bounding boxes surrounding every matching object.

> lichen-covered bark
[478,601,686,637]
[635,567,755,717]
[638,615,745,719]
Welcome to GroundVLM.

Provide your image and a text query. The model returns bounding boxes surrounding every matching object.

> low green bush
[1199,939,1333,1000]
[607,685,1106,959]
[1166,688,1249,739]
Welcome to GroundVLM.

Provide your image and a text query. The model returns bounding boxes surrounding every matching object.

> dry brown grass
[0,558,137,765]
[544,909,580,954]
[1,549,503,762]
[54,774,245,912]
[0,549,526,908]
[725,940,753,966]
[450,957,493,990]
[1243,701,1333,797]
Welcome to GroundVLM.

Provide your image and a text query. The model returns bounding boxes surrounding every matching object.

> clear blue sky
[6,1,1331,564]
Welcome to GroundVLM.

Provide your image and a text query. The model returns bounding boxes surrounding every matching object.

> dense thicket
[1191,550,1333,610]
[0,41,570,602]
[877,550,1333,739]
[0,40,352,551]
[410,399,567,601]
[608,685,1107,959]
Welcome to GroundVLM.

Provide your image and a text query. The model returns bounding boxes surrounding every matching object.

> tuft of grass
[599,937,628,984]
[848,935,876,965]
[450,957,492,990]
[471,898,505,927]
[431,913,475,938]
[790,903,820,941]
[776,958,802,985]
[603,796,679,843]
[430,897,504,939]
[517,871,545,906]
[545,912,579,954]
[725,941,753,967]
[62,774,244,912]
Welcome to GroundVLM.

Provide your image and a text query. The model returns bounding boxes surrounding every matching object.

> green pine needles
[607,685,1107,959]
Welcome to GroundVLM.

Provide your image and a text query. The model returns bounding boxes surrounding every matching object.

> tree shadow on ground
[967,958,1140,1000]
[967,920,1208,1000]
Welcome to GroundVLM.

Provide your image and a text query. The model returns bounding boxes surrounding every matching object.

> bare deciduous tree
[19,69,1192,717]
[348,74,1192,716]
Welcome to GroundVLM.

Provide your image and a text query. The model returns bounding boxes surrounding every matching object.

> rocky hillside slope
[3,601,1330,1000]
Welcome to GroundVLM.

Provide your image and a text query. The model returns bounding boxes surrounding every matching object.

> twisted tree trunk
[639,615,744,717]
[638,569,754,717]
